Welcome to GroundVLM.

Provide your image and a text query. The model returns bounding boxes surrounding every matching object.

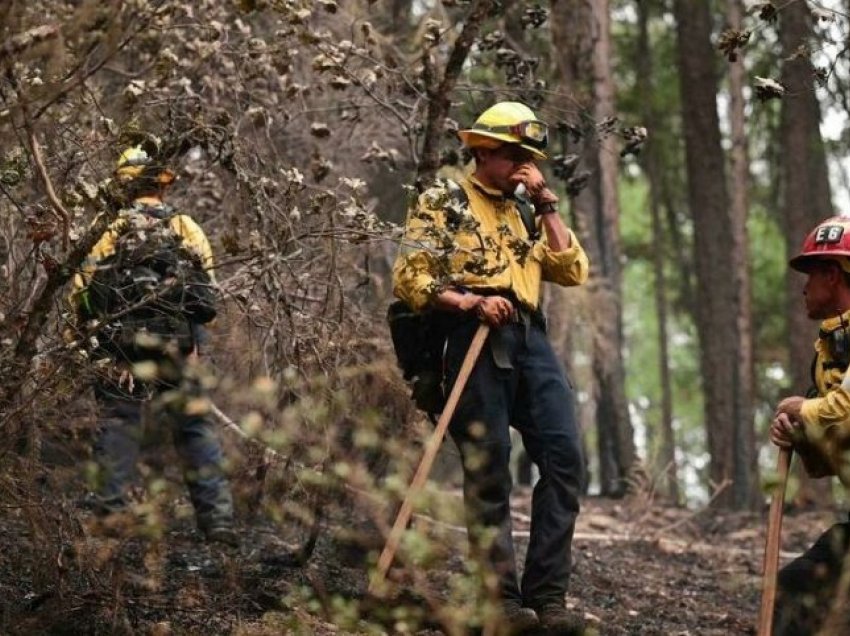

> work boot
[80,491,129,516]
[201,523,239,547]
[502,601,539,635]
[534,603,585,635]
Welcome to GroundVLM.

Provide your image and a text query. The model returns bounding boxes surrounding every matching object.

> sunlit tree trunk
[778,0,834,508]
[673,0,757,509]
[637,0,679,504]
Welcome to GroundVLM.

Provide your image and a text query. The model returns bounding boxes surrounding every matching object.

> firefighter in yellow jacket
[393,102,588,634]
[70,144,236,546]
[771,216,850,634]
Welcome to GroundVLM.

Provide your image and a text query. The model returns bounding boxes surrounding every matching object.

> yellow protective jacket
[392,176,589,311]
[796,310,850,485]
[69,197,216,316]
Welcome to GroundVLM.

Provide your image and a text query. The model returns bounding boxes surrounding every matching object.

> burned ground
[0,439,835,636]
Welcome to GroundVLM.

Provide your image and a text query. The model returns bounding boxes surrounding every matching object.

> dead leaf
[753,76,786,101]
[717,29,751,63]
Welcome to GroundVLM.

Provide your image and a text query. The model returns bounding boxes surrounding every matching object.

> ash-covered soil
[0,468,836,636]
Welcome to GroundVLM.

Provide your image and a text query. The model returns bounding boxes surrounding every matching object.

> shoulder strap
[446,179,539,241]
[514,196,540,241]
[820,325,850,371]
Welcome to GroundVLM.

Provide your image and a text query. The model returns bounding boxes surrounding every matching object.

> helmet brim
[457,130,548,160]
[114,165,175,186]
[790,252,850,273]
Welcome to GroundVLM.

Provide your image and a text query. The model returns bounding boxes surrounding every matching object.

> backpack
[82,206,217,361]
[388,180,538,415]
[387,301,452,415]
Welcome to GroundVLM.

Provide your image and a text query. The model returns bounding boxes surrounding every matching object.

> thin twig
[650,478,733,539]
[28,131,70,251]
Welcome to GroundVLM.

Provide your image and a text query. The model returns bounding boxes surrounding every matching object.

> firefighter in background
[771,216,850,633]
[393,102,589,634]
[70,143,236,546]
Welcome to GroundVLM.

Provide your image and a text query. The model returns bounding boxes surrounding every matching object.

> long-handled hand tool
[369,323,490,595]
[758,447,793,636]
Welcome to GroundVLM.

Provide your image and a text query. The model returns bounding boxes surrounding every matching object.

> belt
[459,288,547,370]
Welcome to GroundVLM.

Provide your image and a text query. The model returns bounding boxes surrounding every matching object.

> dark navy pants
[444,316,584,607]
[92,363,233,531]
[774,521,850,635]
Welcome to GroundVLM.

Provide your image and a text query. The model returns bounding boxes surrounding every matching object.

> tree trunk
[725,0,760,509]
[591,0,638,494]
[637,0,679,504]
[778,0,834,508]
[550,0,637,496]
[673,0,757,509]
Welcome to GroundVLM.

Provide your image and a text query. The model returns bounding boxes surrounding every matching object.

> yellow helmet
[114,145,175,185]
[457,101,549,160]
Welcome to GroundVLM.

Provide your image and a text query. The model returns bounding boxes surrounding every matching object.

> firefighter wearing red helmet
[789,216,850,274]
[771,215,850,633]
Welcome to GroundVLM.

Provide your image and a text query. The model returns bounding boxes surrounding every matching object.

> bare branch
[417,0,496,183]
[28,132,70,251]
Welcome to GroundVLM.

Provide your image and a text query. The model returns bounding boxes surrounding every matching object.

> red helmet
[790,216,850,273]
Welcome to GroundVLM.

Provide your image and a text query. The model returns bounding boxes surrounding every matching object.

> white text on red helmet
[815,225,845,244]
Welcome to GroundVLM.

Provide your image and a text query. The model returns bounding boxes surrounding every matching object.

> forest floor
[0,447,840,636]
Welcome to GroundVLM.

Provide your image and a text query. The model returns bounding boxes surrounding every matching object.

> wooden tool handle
[369,323,490,595]
[757,447,792,636]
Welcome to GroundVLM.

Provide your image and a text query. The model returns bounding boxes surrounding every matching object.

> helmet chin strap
[825,302,849,320]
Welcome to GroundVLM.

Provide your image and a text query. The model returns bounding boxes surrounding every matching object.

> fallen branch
[209,401,280,466]
[210,401,322,567]
[649,477,732,539]
[410,512,803,559]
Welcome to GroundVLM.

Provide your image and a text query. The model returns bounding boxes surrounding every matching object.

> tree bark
[725,0,760,509]
[673,0,757,508]
[550,0,637,496]
[637,0,679,504]
[778,0,834,508]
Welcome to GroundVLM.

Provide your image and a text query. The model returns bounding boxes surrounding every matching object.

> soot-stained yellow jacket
[796,310,850,485]
[392,176,589,312]
[69,197,215,315]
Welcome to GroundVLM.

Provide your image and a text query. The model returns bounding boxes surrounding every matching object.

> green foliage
[749,203,788,366]
[619,175,704,498]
